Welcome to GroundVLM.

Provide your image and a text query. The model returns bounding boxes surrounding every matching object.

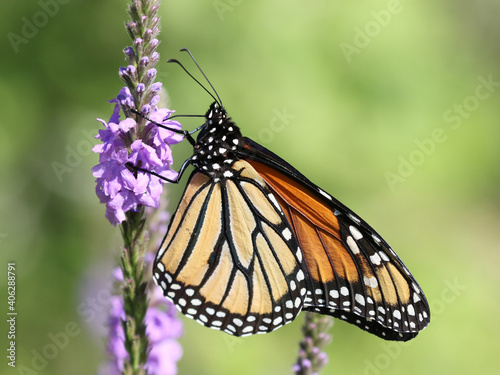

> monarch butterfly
[148,49,430,341]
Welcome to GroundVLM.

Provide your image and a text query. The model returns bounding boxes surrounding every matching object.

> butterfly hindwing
[153,160,306,336]
[240,138,430,341]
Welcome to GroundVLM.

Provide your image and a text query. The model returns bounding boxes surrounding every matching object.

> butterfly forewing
[153,160,306,336]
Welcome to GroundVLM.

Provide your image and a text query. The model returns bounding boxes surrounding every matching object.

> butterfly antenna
[167,58,220,106]
[180,48,224,108]
[168,114,205,120]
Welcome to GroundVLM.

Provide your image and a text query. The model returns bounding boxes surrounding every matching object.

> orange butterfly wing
[243,140,430,341]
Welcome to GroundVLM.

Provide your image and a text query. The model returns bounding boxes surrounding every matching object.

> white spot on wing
[206,308,215,315]
[282,228,292,240]
[370,253,382,265]
[348,213,361,223]
[295,297,301,308]
[296,248,303,262]
[364,276,378,288]
[349,225,363,240]
[296,270,305,281]
[268,194,281,210]
[233,318,243,326]
[379,251,390,262]
[346,236,360,255]
[318,189,332,200]
[355,294,365,306]
[407,304,415,316]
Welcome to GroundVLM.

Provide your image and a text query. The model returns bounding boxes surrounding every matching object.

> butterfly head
[191,102,244,177]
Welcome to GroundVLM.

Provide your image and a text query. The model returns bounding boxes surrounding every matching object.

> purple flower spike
[93,87,182,226]
[96,1,184,373]
[293,312,333,375]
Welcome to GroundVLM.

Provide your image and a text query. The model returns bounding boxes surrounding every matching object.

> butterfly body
[153,101,430,340]
[190,103,243,180]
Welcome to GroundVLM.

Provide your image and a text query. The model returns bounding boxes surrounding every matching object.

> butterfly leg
[126,158,192,184]
[130,108,203,145]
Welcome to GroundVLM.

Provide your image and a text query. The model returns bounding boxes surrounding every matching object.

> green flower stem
[117,1,163,373]
[120,209,149,374]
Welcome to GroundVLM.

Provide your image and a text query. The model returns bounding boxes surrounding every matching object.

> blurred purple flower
[102,264,183,375]
[293,312,332,375]
[92,87,183,226]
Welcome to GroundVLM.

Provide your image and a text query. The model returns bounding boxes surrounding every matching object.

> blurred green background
[1,0,499,374]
